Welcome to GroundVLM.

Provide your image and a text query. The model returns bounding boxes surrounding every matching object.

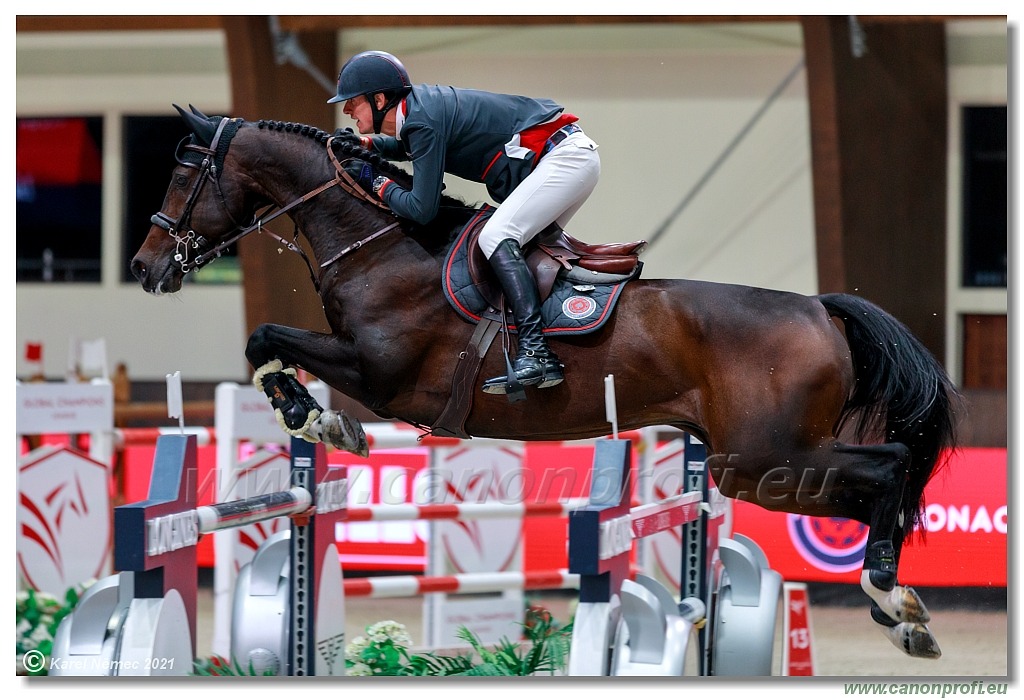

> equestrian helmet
[328,51,412,104]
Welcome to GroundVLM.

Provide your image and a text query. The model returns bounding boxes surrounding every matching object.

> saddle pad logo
[562,295,598,320]
[787,514,868,573]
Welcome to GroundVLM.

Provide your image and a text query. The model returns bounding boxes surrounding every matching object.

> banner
[731,448,1007,586]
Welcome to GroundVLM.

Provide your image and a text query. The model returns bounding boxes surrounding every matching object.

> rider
[328,50,601,395]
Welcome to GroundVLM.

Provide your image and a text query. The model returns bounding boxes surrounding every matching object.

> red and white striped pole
[344,499,589,523]
[344,569,581,598]
[113,426,217,448]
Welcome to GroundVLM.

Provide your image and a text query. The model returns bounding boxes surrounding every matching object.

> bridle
[150,119,401,293]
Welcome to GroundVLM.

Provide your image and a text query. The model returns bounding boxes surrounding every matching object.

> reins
[152,130,401,294]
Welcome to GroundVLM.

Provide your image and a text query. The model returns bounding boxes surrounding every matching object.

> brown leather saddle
[430,215,646,438]
[465,220,647,310]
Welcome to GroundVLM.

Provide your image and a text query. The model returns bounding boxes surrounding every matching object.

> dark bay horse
[131,106,961,661]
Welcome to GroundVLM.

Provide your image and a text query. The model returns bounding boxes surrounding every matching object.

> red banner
[731,448,1007,586]
[25,342,42,363]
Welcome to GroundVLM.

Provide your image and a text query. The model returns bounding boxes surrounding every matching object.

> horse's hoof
[880,621,942,659]
[892,585,931,623]
[310,409,369,457]
[861,572,931,623]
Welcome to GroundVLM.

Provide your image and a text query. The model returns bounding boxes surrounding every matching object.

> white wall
[15,21,1007,383]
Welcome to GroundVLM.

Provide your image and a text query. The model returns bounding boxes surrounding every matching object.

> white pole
[165,371,185,433]
[604,374,618,440]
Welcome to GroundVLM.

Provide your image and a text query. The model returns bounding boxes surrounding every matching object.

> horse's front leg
[246,323,369,457]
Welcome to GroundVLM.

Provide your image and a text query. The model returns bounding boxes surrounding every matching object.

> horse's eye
[174,174,189,188]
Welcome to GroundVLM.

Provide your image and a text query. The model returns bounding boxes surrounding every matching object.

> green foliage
[192,655,277,676]
[16,583,92,676]
[345,605,573,677]
[452,605,574,677]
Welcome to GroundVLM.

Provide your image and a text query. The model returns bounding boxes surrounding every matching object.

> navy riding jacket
[365,84,564,224]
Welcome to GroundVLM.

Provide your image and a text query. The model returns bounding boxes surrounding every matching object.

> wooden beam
[802,18,846,292]
[16,16,223,32]
[801,16,949,361]
[17,15,999,33]
[276,15,999,32]
[220,16,337,353]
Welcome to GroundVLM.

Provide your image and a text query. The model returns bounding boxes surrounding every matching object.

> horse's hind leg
[715,438,940,658]
[831,443,941,659]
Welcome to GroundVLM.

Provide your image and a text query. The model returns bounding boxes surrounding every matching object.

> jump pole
[107,433,346,675]
[565,405,717,676]
[210,380,329,656]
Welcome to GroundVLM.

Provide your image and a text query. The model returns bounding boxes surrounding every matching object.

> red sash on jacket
[518,113,579,158]
[480,113,579,180]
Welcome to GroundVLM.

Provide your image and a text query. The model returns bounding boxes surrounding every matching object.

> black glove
[342,159,375,190]
[332,127,363,145]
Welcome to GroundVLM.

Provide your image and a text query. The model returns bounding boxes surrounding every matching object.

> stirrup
[481,356,564,395]
[537,361,565,388]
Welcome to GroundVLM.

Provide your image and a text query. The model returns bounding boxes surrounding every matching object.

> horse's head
[130,104,253,294]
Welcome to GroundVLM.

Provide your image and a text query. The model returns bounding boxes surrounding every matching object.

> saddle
[465,218,647,310]
[432,207,646,440]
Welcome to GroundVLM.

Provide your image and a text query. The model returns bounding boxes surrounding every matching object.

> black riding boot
[482,239,564,394]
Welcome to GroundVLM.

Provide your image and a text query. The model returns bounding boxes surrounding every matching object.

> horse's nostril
[130,258,147,282]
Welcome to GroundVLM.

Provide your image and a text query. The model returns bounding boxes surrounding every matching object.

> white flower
[35,593,61,612]
[345,635,369,661]
[29,624,53,645]
[347,662,373,676]
[366,620,412,646]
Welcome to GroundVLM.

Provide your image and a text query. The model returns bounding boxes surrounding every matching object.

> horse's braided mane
[254,119,475,253]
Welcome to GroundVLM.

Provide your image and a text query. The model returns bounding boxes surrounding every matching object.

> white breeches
[478,131,601,259]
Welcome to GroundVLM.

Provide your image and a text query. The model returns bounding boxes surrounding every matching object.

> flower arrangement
[345,605,573,677]
[192,655,277,676]
[16,582,94,676]
[345,619,419,676]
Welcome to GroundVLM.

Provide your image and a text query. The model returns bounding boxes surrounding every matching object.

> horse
[131,105,962,661]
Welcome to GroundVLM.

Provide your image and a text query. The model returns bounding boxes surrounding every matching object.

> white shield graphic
[436,446,524,574]
[18,445,111,595]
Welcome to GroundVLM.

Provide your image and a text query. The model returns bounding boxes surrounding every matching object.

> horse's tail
[817,292,963,542]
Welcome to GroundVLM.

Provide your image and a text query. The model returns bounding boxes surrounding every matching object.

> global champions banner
[730,448,1007,587]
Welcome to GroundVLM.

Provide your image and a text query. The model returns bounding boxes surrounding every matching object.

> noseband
[150,119,399,292]
[150,118,253,273]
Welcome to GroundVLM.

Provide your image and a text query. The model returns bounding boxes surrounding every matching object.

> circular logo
[562,295,598,320]
[786,514,868,573]
[22,649,46,674]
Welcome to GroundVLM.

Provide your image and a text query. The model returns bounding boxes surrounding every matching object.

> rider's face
[343,95,375,134]
[342,94,398,136]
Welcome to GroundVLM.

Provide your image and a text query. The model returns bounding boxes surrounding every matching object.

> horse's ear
[174,103,218,147]
[188,104,209,120]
